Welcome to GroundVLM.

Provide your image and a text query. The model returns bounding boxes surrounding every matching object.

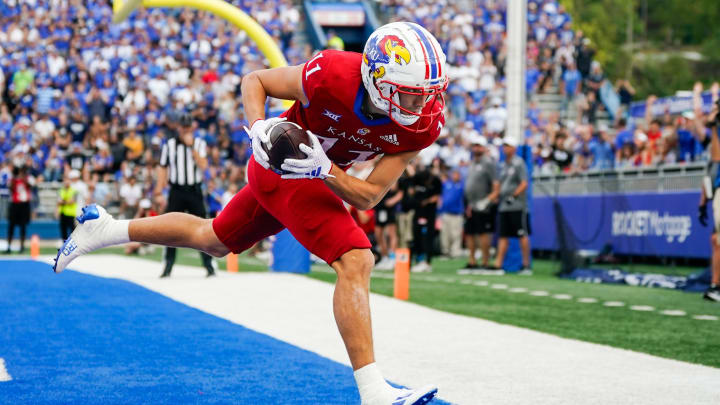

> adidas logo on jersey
[380,134,399,145]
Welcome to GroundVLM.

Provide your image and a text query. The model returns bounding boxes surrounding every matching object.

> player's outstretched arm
[325,150,419,210]
[240,65,308,123]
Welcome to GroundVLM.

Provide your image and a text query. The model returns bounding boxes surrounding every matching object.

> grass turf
[307,257,720,369]
[26,246,719,368]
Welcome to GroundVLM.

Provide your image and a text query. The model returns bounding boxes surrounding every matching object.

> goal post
[112,0,143,24]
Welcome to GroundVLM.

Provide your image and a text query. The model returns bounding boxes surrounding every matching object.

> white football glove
[244,117,286,170]
[280,131,335,180]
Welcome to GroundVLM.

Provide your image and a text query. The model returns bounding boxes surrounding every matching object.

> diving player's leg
[132,184,285,258]
[330,248,375,370]
[53,204,229,273]
[330,248,437,405]
[54,186,282,273]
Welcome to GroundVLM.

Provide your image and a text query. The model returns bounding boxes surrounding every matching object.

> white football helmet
[361,22,448,132]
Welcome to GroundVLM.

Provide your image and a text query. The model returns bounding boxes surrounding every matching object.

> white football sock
[103,219,130,247]
[354,363,398,405]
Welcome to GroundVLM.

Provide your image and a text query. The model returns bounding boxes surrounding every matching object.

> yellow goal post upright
[112,0,293,107]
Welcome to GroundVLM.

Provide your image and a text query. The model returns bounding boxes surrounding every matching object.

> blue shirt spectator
[440,174,465,215]
[589,137,614,170]
[562,66,581,96]
[677,129,698,162]
[614,129,633,150]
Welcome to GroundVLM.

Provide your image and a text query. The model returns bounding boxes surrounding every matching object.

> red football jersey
[281,50,445,169]
[10,178,31,203]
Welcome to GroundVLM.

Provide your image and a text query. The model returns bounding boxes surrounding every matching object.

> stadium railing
[0,164,707,221]
[533,162,706,196]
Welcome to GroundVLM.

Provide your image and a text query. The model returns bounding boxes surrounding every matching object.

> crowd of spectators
[381,0,718,176]
[0,0,309,220]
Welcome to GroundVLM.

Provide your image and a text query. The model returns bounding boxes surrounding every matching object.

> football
[261,121,310,173]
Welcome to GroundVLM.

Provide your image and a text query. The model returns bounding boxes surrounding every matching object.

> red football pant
[212,157,371,264]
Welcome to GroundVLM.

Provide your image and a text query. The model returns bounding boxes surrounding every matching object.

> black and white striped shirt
[160,136,207,186]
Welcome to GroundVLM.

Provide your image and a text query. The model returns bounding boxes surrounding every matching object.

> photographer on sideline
[699,97,720,302]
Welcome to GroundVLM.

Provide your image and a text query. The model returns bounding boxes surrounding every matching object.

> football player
[54,22,447,404]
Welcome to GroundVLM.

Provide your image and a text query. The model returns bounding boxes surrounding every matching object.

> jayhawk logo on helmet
[363,35,411,79]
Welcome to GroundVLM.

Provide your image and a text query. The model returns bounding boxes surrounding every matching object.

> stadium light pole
[506,0,527,146]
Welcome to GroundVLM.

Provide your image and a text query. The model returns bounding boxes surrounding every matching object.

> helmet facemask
[375,78,447,133]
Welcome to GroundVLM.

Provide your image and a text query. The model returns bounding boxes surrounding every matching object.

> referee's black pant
[161,185,215,277]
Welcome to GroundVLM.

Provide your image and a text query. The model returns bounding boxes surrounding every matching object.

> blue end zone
[0,260,450,404]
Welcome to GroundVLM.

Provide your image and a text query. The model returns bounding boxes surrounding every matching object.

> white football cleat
[375,257,395,271]
[410,261,432,273]
[53,204,120,273]
[389,385,438,405]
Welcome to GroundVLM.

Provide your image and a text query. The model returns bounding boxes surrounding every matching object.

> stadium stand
[0,0,717,264]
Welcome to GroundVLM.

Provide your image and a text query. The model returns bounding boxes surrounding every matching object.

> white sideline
[0,358,12,382]
[54,255,720,405]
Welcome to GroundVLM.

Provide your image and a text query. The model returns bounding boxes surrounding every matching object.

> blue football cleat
[53,204,113,273]
[391,385,438,405]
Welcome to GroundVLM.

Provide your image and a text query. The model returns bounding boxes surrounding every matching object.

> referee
[155,113,216,278]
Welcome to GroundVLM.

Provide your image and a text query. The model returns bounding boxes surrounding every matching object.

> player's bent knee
[333,249,374,281]
[196,219,230,257]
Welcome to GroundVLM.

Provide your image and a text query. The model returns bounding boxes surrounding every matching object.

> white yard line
[660,310,687,317]
[630,305,656,312]
[55,255,720,405]
[0,358,12,382]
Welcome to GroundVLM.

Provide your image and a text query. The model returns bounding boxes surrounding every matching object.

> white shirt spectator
[119,181,143,208]
[100,45,115,62]
[117,41,134,59]
[116,74,129,98]
[189,37,212,56]
[156,55,178,70]
[34,117,56,140]
[555,45,575,67]
[453,13,475,39]
[167,68,191,87]
[47,53,66,77]
[173,86,201,106]
[9,25,24,43]
[478,63,497,91]
[467,48,484,69]
[448,33,468,56]
[147,77,170,105]
[27,27,40,43]
[449,64,479,92]
[123,89,147,112]
[439,142,471,168]
[280,4,300,25]
[89,57,110,76]
[12,139,31,155]
[484,104,508,134]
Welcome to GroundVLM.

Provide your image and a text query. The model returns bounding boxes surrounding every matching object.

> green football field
[30,246,720,368]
